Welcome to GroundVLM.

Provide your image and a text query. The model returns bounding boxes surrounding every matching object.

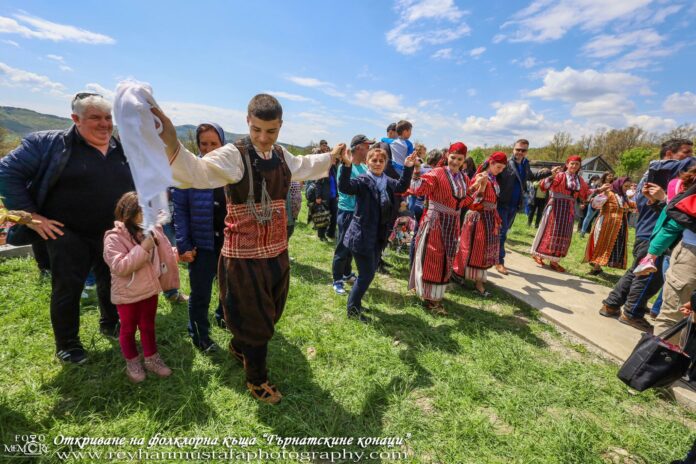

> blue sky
[1,0,695,148]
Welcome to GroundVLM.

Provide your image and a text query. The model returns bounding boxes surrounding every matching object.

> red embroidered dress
[453,173,501,282]
[531,171,589,262]
[408,167,474,301]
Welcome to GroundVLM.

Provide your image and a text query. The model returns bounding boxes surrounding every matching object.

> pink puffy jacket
[103,222,180,305]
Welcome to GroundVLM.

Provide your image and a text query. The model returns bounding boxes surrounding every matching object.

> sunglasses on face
[514,148,528,152]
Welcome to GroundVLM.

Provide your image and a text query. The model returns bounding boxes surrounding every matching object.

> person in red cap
[408,142,488,314]
[452,152,508,296]
[530,155,590,272]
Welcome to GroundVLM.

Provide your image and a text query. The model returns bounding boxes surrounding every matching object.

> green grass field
[0,215,694,463]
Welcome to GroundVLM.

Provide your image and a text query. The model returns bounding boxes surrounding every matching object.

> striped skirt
[409,203,460,301]
[452,208,500,282]
[531,197,575,261]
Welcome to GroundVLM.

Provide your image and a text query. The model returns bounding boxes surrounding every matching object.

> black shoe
[100,322,120,340]
[318,236,328,242]
[347,307,370,323]
[195,339,219,354]
[56,347,87,364]
[376,264,390,275]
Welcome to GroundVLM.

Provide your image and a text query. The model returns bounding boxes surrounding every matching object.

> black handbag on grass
[618,316,694,392]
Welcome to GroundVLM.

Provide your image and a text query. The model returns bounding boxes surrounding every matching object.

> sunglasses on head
[71,92,103,109]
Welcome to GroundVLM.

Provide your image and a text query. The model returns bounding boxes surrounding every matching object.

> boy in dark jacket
[338,146,416,321]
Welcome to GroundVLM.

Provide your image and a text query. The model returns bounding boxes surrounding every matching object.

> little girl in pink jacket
[103,192,179,383]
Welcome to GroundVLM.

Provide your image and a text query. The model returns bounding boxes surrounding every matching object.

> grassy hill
[0,106,72,135]
[0,106,311,153]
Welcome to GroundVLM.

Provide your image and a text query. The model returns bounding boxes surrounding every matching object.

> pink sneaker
[144,353,172,378]
[126,357,146,383]
[633,256,657,276]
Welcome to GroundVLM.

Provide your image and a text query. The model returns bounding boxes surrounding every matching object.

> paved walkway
[0,244,32,259]
[488,250,696,411]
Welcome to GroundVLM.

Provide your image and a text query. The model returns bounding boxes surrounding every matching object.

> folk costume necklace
[242,140,274,224]
[445,167,466,200]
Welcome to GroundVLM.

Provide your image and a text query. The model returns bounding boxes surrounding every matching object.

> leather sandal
[247,381,282,404]
[533,256,545,266]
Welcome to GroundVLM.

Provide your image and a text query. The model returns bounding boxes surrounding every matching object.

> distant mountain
[0,106,72,135]
[0,106,310,153]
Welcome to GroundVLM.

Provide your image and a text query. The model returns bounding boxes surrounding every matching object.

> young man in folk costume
[530,155,590,272]
[152,95,343,404]
[408,142,487,314]
[452,152,508,297]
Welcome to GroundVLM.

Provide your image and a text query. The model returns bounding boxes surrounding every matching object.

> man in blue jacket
[600,138,694,331]
[0,93,135,364]
[495,138,550,275]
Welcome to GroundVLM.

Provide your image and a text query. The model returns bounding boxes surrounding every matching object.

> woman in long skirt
[583,177,635,274]
[531,155,590,272]
[408,142,485,314]
[452,152,508,296]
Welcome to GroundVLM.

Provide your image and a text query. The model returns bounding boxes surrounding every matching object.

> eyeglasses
[71,92,103,110]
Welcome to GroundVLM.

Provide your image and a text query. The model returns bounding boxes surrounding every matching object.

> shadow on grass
[0,401,42,445]
[41,307,218,430]
[256,334,395,458]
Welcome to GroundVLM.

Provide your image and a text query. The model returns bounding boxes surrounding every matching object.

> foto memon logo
[4,434,48,457]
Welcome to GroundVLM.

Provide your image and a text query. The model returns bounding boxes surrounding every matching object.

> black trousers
[527,197,547,228]
[602,238,665,318]
[317,197,338,239]
[32,240,51,272]
[45,228,119,351]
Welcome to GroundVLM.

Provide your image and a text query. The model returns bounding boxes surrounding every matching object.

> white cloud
[664,92,696,114]
[571,94,633,119]
[386,0,471,54]
[160,102,248,134]
[45,54,73,72]
[83,82,115,100]
[466,88,477,97]
[59,65,73,72]
[582,28,678,70]
[469,46,486,58]
[0,61,65,95]
[431,48,453,59]
[511,57,538,69]
[461,101,550,135]
[263,90,316,103]
[286,75,345,98]
[528,67,649,102]
[0,13,115,44]
[2,39,19,47]
[354,90,403,111]
[625,114,677,133]
[499,0,653,43]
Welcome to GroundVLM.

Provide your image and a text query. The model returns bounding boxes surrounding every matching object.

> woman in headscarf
[530,155,590,272]
[408,142,487,314]
[583,177,635,275]
[452,151,507,297]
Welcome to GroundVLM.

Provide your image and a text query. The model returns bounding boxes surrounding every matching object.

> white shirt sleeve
[170,142,333,188]
[170,143,245,189]
[281,146,333,182]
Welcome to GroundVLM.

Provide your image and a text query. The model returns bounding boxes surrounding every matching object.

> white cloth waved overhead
[113,80,172,232]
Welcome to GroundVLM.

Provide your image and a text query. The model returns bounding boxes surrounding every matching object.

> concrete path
[488,250,696,411]
[0,244,32,259]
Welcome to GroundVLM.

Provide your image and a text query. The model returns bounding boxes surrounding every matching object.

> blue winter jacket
[171,123,225,253]
[339,164,413,256]
[0,126,84,212]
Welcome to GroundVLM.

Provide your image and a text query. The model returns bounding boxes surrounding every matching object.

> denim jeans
[581,207,598,235]
[347,249,380,311]
[187,248,224,345]
[497,205,518,265]
[332,210,354,282]
[650,255,670,316]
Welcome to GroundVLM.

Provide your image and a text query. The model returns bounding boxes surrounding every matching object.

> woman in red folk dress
[531,155,590,272]
[408,142,486,314]
[452,152,508,297]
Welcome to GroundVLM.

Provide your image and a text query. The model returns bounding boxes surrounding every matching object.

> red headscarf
[566,155,582,163]
[475,151,508,175]
[448,142,468,155]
